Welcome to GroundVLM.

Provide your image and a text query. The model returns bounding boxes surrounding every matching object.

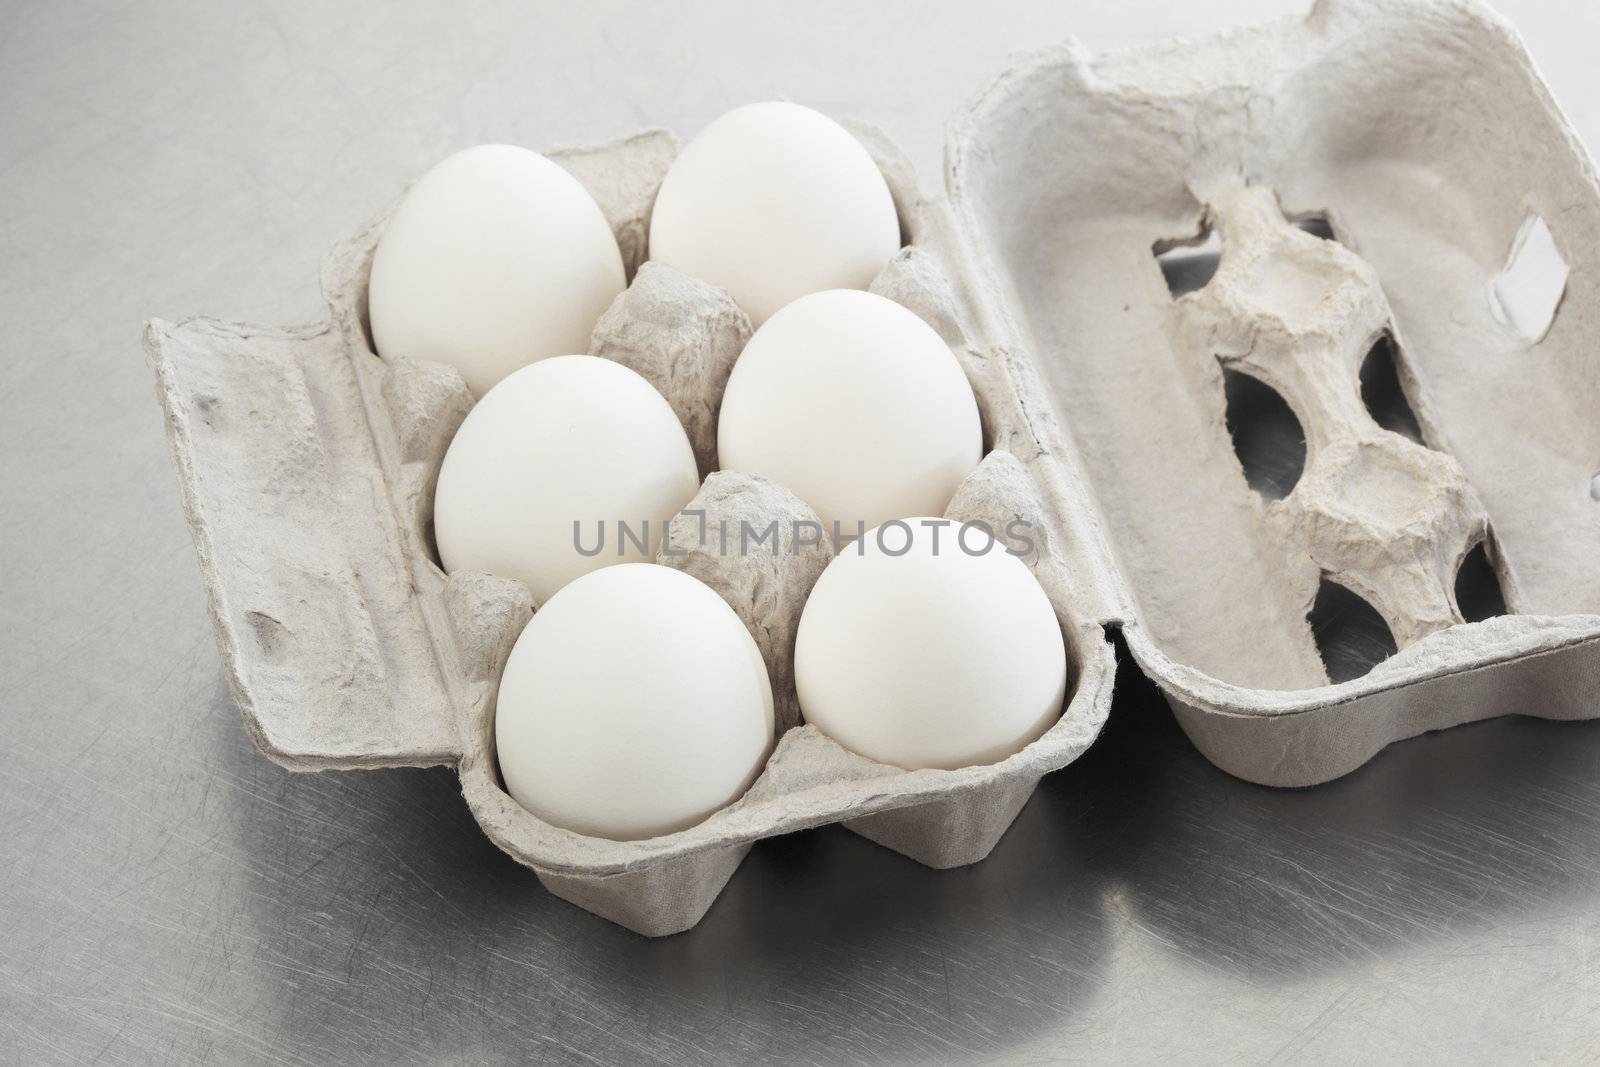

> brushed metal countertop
[4,1,1599,1062]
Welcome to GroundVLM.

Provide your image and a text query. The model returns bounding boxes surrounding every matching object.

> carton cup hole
[1359,330,1426,446]
[1290,211,1339,243]
[1454,537,1508,623]
[1490,213,1568,344]
[1221,366,1306,500]
[1153,226,1222,297]
[1309,578,1398,684]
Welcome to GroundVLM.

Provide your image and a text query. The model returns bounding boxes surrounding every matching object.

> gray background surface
[4,1,1600,1062]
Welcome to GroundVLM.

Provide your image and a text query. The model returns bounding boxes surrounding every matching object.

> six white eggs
[381,108,1067,841]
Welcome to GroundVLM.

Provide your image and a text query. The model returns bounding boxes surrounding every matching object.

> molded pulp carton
[147,0,1600,935]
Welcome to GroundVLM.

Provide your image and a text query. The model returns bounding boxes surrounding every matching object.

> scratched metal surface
[5,2,1600,1062]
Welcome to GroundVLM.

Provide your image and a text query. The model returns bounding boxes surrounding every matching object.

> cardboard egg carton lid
[941,0,1600,786]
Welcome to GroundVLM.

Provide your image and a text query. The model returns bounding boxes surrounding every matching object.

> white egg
[496,564,775,841]
[717,289,983,533]
[369,144,625,397]
[433,356,699,604]
[795,519,1067,771]
[648,102,901,324]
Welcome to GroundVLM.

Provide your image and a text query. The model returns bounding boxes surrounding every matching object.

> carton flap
[146,316,459,769]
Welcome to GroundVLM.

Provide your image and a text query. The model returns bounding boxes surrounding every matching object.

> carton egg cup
[147,0,1600,937]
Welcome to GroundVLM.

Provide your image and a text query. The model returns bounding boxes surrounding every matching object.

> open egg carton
[145,124,1117,936]
[147,0,1600,936]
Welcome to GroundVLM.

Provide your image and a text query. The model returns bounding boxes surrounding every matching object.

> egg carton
[145,125,1116,937]
[146,0,1600,937]
[945,0,1600,786]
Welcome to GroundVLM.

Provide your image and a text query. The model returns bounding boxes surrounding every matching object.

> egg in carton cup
[146,122,1116,937]
[148,0,1600,938]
